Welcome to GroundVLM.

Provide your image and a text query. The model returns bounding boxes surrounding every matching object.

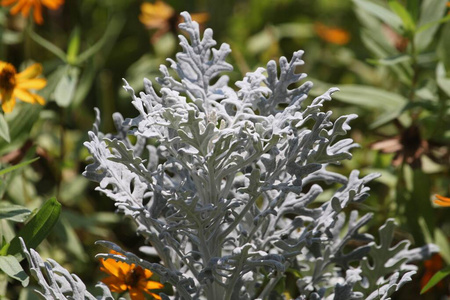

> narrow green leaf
[437,22,450,71]
[388,0,416,33]
[67,27,81,65]
[420,265,450,294]
[76,15,126,64]
[434,228,450,265]
[436,63,450,98]
[0,114,10,143]
[26,27,66,62]
[406,0,420,22]
[415,0,448,52]
[0,105,41,156]
[417,14,450,34]
[0,255,29,286]
[331,85,407,109]
[353,0,403,33]
[412,169,435,238]
[0,202,30,222]
[72,58,96,107]
[367,54,411,66]
[6,197,61,260]
[369,107,405,128]
[0,157,39,176]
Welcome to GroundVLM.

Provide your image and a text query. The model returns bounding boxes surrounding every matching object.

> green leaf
[420,264,450,294]
[412,169,434,241]
[369,107,405,128]
[76,15,126,65]
[27,27,66,62]
[436,63,450,97]
[54,66,80,107]
[367,54,411,66]
[406,0,420,22]
[0,202,30,222]
[434,228,450,265]
[6,198,61,260]
[388,0,416,34]
[329,84,407,109]
[437,22,450,71]
[72,58,96,107]
[67,27,81,65]
[415,0,448,52]
[0,157,39,176]
[0,255,29,286]
[0,105,41,156]
[353,0,403,33]
[0,114,10,143]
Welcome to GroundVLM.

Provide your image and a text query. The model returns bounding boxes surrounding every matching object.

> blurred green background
[0,0,449,299]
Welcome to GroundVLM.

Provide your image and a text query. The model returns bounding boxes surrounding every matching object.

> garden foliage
[22,12,437,300]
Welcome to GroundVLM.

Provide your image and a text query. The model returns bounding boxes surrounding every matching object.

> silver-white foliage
[25,12,437,300]
[20,238,118,300]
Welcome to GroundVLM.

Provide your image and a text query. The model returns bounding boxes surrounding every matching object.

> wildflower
[433,194,450,207]
[99,250,164,300]
[0,61,46,113]
[314,22,350,45]
[139,0,209,43]
[1,0,64,25]
[371,124,428,168]
[421,253,444,290]
[382,24,409,52]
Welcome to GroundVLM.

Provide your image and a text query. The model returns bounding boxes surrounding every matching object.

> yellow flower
[99,250,164,300]
[0,61,46,113]
[315,22,351,45]
[433,194,450,207]
[139,1,209,43]
[1,0,64,24]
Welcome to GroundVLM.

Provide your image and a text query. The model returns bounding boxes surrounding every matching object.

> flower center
[0,63,17,93]
[124,267,144,287]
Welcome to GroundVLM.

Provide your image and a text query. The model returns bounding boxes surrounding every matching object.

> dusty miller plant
[22,12,437,300]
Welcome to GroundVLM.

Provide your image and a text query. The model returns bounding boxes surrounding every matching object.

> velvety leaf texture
[23,12,437,300]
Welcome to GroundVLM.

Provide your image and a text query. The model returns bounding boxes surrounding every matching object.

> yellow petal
[33,93,46,105]
[16,63,43,80]
[1,0,17,6]
[434,194,450,207]
[191,12,209,24]
[144,280,164,290]
[32,1,44,25]
[10,0,27,15]
[42,0,64,10]
[100,257,132,278]
[1,96,16,113]
[143,268,154,278]
[20,0,33,18]
[129,288,146,300]
[101,276,128,292]
[1,88,15,113]
[141,1,174,19]
[149,292,162,300]
[14,88,37,104]
[16,78,47,90]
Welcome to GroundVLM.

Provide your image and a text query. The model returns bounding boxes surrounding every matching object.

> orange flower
[139,1,209,43]
[315,22,350,45]
[433,194,450,207]
[99,250,164,300]
[0,61,46,113]
[421,253,444,290]
[1,0,64,24]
